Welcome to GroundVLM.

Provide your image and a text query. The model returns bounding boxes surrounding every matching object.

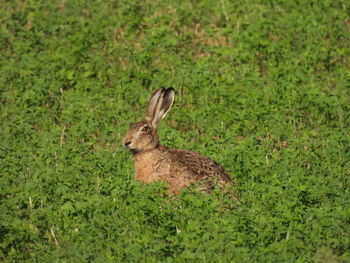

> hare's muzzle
[124,141,132,148]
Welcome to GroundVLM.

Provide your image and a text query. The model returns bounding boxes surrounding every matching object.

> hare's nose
[124,141,132,148]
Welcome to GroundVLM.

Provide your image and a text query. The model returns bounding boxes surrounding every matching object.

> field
[1,0,349,262]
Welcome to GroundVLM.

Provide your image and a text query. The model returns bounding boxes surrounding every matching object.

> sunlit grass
[1,1,349,262]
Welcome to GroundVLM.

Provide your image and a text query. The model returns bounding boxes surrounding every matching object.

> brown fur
[123,88,232,195]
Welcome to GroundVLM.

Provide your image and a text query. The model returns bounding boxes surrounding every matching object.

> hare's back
[167,148,231,183]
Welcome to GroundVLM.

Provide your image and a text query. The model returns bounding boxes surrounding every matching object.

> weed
[1,1,349,262]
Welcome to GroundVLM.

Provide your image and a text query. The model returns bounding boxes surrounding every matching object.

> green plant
[1,1,349,262]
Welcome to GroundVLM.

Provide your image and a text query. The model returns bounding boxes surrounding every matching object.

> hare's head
[123,88,175,154]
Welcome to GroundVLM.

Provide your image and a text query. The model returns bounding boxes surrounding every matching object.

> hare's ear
[150,88,175,128]
[146,88,165,122]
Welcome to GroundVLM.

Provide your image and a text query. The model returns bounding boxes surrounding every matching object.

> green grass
[1,0,349,262]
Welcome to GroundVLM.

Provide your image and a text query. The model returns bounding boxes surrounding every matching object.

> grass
[1,0,349,262]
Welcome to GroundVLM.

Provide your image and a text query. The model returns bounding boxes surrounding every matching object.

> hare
[123,88,232,195]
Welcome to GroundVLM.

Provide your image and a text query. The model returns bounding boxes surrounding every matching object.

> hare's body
[123,88,232,194]
[134,145,231,194]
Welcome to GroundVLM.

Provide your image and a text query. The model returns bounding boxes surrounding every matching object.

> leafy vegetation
[1,0,349,262]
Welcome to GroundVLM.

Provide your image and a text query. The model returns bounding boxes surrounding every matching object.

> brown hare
[123,88,232,195]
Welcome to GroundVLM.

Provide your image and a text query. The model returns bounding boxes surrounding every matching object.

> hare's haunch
[123,88,232,194]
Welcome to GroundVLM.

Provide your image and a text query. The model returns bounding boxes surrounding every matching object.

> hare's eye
[141,125,150,133]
